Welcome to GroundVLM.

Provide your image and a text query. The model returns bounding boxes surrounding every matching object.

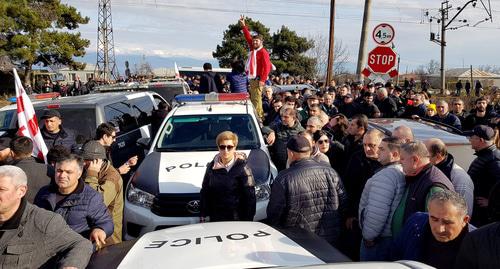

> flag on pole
[13,68,48,162]
[174,62,180,78]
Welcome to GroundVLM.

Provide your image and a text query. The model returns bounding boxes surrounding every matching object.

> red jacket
[243,25,271,83]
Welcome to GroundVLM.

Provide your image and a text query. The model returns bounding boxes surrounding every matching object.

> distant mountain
[77,52,220,74]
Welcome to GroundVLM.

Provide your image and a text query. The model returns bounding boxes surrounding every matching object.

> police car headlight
[127,184,155,209]
[255,184,270,201]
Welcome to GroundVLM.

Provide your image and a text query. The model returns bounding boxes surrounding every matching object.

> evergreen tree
[0,0,90,84]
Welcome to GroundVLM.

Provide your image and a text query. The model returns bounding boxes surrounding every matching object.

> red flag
[13,69,48,162]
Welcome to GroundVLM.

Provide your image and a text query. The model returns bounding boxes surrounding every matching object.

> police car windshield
[157,114,260,151]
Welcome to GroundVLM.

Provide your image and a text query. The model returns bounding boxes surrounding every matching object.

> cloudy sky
[63,0,500,72]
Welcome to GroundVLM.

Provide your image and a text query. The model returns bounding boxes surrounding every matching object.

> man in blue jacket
[392,190,474,269]
[35,154,113,249]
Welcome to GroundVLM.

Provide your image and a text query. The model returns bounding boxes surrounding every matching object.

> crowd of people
[0,15,499,269]
[0,111,139,268]
[196,16,500,269]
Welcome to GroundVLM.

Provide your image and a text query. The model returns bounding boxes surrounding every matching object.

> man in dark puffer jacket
[267,135,347,246]
[465,125,500,226]
[35,154,113,249]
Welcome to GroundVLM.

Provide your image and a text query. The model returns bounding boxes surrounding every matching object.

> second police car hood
[132,148,271,195]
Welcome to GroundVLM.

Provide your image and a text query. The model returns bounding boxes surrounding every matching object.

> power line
[66,0,500,29]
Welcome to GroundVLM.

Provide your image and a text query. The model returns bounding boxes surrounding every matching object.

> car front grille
[151,193,200,217]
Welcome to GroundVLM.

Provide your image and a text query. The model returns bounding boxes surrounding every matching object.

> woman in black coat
[200,131,256,222]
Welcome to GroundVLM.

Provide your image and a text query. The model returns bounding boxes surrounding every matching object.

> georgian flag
[174,62,180,78]
[13,68,48,162]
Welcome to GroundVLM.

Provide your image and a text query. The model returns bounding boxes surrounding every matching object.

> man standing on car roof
[239,15,272,120]
[40,109,77,152]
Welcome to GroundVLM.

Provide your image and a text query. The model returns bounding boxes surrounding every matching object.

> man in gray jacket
[0,165,93,268]
[358,137,406,261]
[424,138,474,215]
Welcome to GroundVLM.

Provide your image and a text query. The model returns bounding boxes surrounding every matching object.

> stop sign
[367,46,397,74]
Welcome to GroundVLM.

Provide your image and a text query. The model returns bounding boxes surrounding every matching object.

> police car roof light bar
[174,92,249,103]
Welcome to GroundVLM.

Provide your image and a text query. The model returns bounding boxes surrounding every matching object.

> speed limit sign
[372,23,395,45]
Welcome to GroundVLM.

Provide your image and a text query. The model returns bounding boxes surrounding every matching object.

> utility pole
[96,0,119,82]
[356,0,371,82]
[428,0,489,94]
[440,1,448,94]
[325,0,336,86]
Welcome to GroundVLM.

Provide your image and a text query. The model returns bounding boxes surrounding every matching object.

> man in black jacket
[199,63,223,93]
[9,136,50,203]
[375,87,397,118]
[455,184,500,269]
[466,125,500,226]
[463,97,497,130]
[432,100,462,130]
[40,109,77,152]
[267,135,347,246]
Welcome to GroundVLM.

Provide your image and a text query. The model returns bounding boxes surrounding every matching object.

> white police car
[88,221,433,269]
[124,93,278,238]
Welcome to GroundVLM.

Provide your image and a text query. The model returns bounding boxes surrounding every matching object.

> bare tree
[426,59,440,75]
[307,34,350,79]
[478,65,500,74]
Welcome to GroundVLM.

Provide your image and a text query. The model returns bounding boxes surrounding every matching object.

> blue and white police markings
[145,230,271,249]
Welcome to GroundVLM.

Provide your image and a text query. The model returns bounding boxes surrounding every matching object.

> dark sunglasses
[218,145,235,151]
[318,139,329,144]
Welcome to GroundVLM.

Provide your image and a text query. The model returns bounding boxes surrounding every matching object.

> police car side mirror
[136,138,151,149]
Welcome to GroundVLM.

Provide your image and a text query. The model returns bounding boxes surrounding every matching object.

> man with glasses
[451,98,469,126]
[95,123,138,175]
[342,129,383,259]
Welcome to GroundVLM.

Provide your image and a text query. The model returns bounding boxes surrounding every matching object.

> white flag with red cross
[174,62,180,78]
[13,68,48,162]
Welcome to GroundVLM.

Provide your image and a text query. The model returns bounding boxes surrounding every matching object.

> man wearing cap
[267,135,347,246]
[239,15,272,120]
[466,125,500,226]
[41,109,77,152]
[81,141,123,246]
